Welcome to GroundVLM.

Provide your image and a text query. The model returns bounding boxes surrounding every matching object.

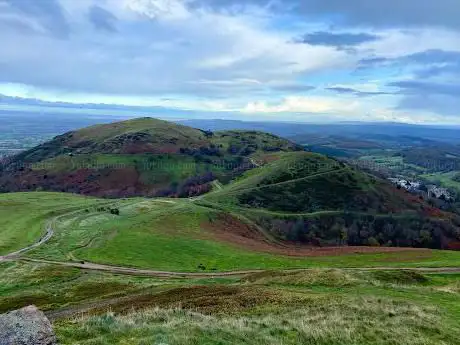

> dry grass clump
[55,296,450,345]
[244,269,430,288]
[245,269,359,287]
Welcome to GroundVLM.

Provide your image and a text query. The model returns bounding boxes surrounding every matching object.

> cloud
[396,94,460,117]
[126,0,192,20]
[326,87,390,97]
[299,32,379,47]
[357,57,390,69]
[1,0,70,38]
[88,5,118,32]
[389,80,460,97]
[242,95,362,114]
[203,0,460,29]
[405,49,460,64]
[1,0,460,123]
[389,80,460,116]
[268,83,315,93]
[0,0,347,96]
[295,0,460,29]
[357,49,460,78]
[404,50,460,78]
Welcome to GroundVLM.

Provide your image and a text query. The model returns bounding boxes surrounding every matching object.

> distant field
[422,171,460,191]
[359,155,404,165]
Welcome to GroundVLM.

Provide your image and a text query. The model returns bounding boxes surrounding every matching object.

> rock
[0,305,57,345]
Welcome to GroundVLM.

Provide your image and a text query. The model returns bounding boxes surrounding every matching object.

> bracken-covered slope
[0,118,302,197]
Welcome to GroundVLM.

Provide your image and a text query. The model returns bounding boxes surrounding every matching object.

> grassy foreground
[1,192,459,344]
[1,261,459,344]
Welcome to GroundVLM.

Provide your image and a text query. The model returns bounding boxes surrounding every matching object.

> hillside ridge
[0,117,301,197]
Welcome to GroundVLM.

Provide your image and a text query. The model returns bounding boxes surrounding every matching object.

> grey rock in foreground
[0,305,57,345]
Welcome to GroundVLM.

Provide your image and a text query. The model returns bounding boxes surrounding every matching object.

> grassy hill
[201,152,460,249]
[0,118,301,197]
[204,151,430,213]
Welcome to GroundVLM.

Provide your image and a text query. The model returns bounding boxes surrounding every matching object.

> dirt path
[0,222,54,262]
[20,257,460,278]
[0,200,137,263]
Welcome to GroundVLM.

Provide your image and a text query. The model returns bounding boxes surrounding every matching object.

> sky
[0,0,460,124]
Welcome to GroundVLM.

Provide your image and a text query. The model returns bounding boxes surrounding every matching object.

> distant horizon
[2,95,460,127]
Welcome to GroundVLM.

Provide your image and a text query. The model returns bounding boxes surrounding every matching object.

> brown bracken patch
[202,214,432,257]
[49,285,308,319]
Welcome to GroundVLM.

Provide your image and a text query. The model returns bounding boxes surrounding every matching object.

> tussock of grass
[244,269,431,288]
[244,269,359,287]
[76,285,312,317]
[369,270,429,285]
[55,297,451,345]
[0,262,165,313]
[435,280,460,294]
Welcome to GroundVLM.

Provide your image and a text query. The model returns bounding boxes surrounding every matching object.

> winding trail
[0,203,114,262]
[19,257,460,277]
[0,222,54,262]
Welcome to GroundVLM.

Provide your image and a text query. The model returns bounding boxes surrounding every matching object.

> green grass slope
[0,192,105,255]
[0,118,301,197]
[2,192,458,271]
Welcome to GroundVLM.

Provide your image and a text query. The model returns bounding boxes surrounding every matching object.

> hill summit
[0,117,302,197]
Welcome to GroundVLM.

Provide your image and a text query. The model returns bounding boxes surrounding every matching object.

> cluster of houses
[427,185,453,200]
[388,177,453,201]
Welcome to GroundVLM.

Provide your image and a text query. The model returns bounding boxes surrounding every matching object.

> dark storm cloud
[299,32,379,47]
[2,0,70,38]
[88,5,118,33]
